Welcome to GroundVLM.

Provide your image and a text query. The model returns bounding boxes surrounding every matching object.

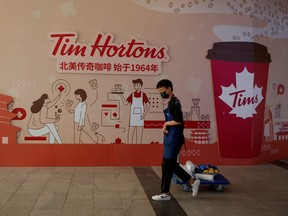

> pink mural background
[0,0,287,166]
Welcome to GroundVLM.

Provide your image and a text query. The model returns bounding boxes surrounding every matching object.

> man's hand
[162,124,168,134]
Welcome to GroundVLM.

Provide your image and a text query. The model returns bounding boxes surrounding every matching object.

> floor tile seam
[0,167,15,183]
[0,169,50,215]
[92,166,95,216]
[117,168,148,198]
[0,167,33,186]
[271,160,288,170]
[114,167,126,215]
[20,167,55,189]
[27,167,57,216]
[93,170,119,192]
[59,167,76,216]
[0,168,39,211]
[133,166,188,216]
[92,167,125,215]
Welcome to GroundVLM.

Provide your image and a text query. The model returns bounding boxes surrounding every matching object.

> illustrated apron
[130,92,144,127]
[163,107,183,160]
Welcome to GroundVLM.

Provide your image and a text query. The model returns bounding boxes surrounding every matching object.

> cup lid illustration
[206,42,271,63]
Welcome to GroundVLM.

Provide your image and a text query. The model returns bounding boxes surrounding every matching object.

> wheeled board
[173,173,230,192]
[198,173,230,192]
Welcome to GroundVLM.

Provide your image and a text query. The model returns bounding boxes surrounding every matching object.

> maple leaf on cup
[219,67,263,119]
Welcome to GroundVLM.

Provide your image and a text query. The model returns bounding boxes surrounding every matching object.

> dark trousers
[161,158,191,193]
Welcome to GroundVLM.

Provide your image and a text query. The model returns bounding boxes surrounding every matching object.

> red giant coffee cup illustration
[206,42,271,158]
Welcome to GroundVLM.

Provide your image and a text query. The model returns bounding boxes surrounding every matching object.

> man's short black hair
[156,79,173,91]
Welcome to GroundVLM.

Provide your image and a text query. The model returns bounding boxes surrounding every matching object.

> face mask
[160,92,169,99]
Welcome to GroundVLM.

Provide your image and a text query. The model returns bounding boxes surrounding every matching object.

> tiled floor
[0,159,287,216]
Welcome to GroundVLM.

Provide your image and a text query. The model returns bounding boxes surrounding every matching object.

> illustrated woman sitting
[27,93,62,144]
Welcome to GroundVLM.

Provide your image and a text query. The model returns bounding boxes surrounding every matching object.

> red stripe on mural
[144,120,163,128]
[144,120,210,129]
[102,104,117,108]
[184,121,210,129]
[24,136,47,141]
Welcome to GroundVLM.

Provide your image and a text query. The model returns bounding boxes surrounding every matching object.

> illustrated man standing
[119,79,150,144]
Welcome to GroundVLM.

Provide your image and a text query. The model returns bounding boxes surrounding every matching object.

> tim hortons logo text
[48,32,169,75]
[219,67,263,119]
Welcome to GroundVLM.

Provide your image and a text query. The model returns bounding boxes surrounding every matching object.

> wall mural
[0,0,287,165]
[131,0,288,40]
[2,76,212,147]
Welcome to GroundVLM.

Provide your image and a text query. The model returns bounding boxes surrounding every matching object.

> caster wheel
[214,184,224,192]
[182,184,192,192]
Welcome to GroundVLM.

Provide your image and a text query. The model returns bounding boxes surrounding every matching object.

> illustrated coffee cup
[206,42,271,158]
[114,84,122,91]
[65,99,74,109]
